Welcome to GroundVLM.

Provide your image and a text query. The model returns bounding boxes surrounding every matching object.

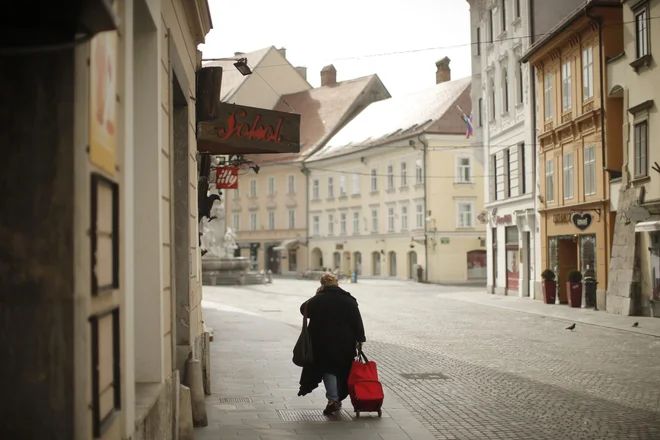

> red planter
[542,280,557,304]
[567,282,582,308]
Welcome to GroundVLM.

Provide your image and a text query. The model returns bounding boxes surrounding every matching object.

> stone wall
[132,371,180,440]
[606,186,640,315]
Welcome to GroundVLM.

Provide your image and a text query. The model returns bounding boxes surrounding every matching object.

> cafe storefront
[542,204,611,306]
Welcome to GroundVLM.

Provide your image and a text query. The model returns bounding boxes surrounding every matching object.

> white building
[467,0,539,298]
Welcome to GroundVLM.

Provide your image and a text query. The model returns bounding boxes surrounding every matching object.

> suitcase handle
[356,348,369,363]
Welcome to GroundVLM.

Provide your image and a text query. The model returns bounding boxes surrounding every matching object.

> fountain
[200,190,251,285]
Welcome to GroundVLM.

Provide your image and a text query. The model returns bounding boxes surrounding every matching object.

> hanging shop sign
[495,215,513,225]
[572,213,593,231]
[216,166,239,189]
[197,103,301,155]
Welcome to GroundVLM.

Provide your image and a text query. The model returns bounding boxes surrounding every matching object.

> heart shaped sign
[572,213,592,231]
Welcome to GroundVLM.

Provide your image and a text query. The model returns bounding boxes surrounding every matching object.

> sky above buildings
[200,0,472,97]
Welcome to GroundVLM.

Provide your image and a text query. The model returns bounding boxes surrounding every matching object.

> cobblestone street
[200,279,660,440]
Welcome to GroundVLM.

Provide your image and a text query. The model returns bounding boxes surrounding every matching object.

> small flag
[457,105,474,139]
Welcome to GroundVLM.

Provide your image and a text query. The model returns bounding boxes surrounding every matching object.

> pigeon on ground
[632,322,639,328]
[566,323,576,331]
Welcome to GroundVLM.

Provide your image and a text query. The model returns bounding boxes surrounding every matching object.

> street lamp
[202,56,253,76]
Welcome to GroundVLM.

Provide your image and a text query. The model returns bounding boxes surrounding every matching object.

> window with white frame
[387,165,394,190]
[268,177,275,196]
[544,73,553,120]
[415,204,424,229]
[400,162,408,186]
[328,214,334,235]
[312,215,320,236]
[584,145,596,196]
[340,213,347,234]
[250,212,257,231]
[370,169,378,192]
[371,209,379,232]
[518,143,527,195]
[249,179,257,198]
[488,8,494,42]
[490,154,499,202]
[495,151,506,200]
[518,62,524,104]
[489,78,496,120]
[515,0,521,18]
[561,60,572,111]
[268,211,275,229]
[582,46,593,100]
[352,173,360,194]
[288,209,296,229]
[503,68,509,113]
[635,7,649,59]
[232,213,240,231]
[327,177,334,198]
[339,174,346,196]
[456,201,474,228]
[456,156,472,183]
[545,159,555,202]
[634,120,648,177]
[500,0,507,32]
[401,206,408,230]
[232,188,239,200]
[508,148,521,198]
[388,207,395,231]
[563,152,574,200]
[288,175,295,194]
[312,179,320,200]
[415,160,423,185]
[353,211,360,234]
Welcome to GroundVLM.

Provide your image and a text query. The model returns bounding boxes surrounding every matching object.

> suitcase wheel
[377,410,382,417]
[355,411,360,418]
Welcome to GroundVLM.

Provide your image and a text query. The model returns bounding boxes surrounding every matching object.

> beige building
[221,59,390,274]
[1,0,214,438]
[306,62,487,283]
[607,0,660,316]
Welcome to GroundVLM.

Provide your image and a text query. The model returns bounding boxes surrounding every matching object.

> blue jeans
[323,373,339,401]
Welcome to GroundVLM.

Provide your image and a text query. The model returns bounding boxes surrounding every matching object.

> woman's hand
[316,286,324,294]
[356,342,363,351]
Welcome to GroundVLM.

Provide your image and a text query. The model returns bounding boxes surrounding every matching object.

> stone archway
[311,248,323,270]
[407,250,418,279]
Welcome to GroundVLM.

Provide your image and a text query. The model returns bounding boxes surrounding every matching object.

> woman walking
[297,273,366,415]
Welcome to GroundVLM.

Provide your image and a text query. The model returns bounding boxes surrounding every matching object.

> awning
[635,221,660,233]
[274,239,299,251]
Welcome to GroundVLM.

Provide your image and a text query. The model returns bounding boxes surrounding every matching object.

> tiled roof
[202,46,272,101]
[308,76,472,162]
[245,75,384,166]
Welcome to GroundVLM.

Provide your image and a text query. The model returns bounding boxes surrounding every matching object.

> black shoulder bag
[292,301,314,367]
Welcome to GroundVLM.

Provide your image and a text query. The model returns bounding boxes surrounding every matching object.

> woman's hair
[320,273,339,287]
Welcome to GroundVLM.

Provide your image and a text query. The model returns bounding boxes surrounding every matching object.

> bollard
[184,359,208,427]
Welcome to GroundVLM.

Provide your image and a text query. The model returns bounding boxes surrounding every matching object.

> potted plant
[541,269,557,304]
[567,269,583,308]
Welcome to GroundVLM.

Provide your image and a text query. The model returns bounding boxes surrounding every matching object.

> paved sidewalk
[195,303,436,440]
[440,291,660,337]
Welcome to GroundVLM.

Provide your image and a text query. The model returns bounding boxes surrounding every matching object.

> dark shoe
[323,400,341,415]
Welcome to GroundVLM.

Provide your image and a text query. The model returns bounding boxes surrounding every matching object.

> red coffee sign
[197,102,301,155]
[216,166,238,189]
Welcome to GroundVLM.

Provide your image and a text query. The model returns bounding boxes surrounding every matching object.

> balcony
[610,178,622,212]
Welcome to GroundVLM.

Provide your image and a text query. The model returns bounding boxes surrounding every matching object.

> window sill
[501,111,509,118]
[287,192,296,196]
[339,193,348,199]
[512,17,521,27]
[370,191,380,195]
[326,197,335,202]
[399,185,409,191]
[630,54,653,73]
[498,31,508,40]
[457,226,476,230]
[311,198,321,202]
[386,188,396,193]
[515,102,524,110]
[414,183,424,189]
[267,193,277,198]
[455,181,475,185]
[631,174,651,185]
[351,193,361,198]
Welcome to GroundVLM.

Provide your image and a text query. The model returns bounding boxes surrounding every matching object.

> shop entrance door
[557,237,578,304]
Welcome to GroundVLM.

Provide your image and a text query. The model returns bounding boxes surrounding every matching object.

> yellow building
[522,0,623,306]
[306,60,486,283]
[222,66,390,274]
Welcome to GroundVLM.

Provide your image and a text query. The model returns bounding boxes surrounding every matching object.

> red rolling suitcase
[348,349,384,417]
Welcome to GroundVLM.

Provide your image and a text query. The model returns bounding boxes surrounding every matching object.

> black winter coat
[297,286,366,399]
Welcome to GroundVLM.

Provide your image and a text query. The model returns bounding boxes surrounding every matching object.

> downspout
[302,162,310,270]
[586,8,607,171]
[417,134,429,282]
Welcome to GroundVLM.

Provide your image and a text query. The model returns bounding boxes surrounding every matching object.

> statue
[200,190,231,259]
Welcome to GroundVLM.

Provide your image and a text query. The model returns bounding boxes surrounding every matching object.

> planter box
[567,282,582,308]
[542,280,557,304]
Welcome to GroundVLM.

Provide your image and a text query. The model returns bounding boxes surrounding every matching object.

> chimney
[435,57,451,84]
[296,66,307,81]
[321,64,337,87]
[234,51,245,57]
[278,47,286,58]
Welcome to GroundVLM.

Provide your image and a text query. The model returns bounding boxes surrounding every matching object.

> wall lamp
[202,56,253,76]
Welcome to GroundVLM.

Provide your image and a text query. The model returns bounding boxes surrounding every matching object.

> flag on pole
[457,105,474,139]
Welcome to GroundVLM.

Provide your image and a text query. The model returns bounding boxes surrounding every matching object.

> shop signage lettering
[496,215,512,225]
[553,213,572,224]
[197,102,301,155]
[216,166,239,189]
[572,213,593,231]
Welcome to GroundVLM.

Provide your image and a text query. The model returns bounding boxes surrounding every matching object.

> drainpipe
[417,134,429,282]
[302,162,310,270]
[585,9,607,172]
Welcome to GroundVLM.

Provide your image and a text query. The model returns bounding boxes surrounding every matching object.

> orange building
[521,0,623,307]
